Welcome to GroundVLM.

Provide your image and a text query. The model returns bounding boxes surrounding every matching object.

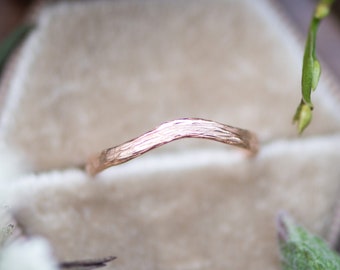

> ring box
[1,0,340,269]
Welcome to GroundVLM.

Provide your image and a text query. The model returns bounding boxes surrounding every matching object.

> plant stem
[293,0,335,134]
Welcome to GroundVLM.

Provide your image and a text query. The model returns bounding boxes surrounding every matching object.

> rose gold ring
[86,118,258,176]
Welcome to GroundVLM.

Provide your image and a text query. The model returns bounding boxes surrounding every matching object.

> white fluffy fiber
[0,237,57,270]
[0,142,30,183]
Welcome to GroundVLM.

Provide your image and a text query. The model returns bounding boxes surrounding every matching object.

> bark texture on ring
[86,118,259,176]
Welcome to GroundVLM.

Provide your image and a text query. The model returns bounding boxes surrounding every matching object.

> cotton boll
[0,237,58,270]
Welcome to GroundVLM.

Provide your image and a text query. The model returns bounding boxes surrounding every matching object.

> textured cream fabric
[6,136,340,269]
[0,0,340,172]
[0,0,340,269]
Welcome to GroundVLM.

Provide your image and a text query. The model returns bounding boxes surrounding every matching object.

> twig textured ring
[86,118,258,176]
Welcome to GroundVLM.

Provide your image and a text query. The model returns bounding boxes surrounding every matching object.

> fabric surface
[0,0,340,269]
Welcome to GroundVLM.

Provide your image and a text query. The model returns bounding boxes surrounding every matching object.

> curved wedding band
[86,118,258,176]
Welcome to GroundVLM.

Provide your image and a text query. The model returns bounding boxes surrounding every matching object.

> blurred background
[1,0,340,81]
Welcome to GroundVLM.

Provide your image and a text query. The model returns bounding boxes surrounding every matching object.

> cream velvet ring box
[1,0,340,269]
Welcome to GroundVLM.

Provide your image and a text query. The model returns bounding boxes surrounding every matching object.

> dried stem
[60,256,116,269]
[86,118,258,176]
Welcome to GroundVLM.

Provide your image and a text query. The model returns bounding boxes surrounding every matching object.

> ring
[86,118,258,176]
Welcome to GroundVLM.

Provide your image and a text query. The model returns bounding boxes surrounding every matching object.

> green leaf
[0,24,34,74]
[312,59,321,91]
[277,213,340,270]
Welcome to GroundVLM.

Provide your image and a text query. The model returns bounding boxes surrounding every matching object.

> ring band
[86,118,258,176]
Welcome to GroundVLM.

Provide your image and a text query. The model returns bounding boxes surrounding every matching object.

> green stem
[293,0,335,134]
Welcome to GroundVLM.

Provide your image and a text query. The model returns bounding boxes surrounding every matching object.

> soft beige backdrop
[1,0,340,269]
